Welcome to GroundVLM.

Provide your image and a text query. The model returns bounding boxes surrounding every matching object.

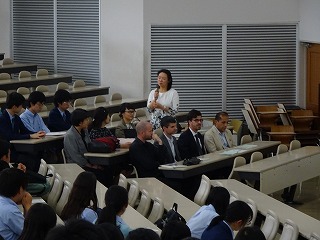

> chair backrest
[111,113,121,122]
[2,58,14,65]
[135,108,147,119]
[73,80,86,88]
[74,98,87,108]
[110,93,122,101]
[148,197,164,223]
[246,198,257,227]
[55,180,72,216]
[36,69,49,77]
[0,90,7,98]
[229,190,239,203]
[228,156,246,180]
[194,174,211,206]
[38,159,48,176]
[36,85,50,93]
[154,128,163,137]
[242,109,259,135]
[17,87,30,96]
[128,180,140,207]
[240,135,252,145]
[289,140,301,151]
[136,189,152,217]
[310,232,320,240]
[211,180,224,187]
[276,144,289,155]
[19,70,31,79]
[94,95,107,105]
[40,104,48,112]
[230,119,243,133]
[129,164,139,178]
[46,165,56,188]
[56,82,69,91]
[47,173,64,209]
[250,151,263,164]
[0,73,11,80]
[118,174,128,189]
[244,99,260,124]
[279,219,299,240]
[261,210,280,240]
[61,148,67,164]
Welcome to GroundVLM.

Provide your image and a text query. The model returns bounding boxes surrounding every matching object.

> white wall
[299,0,320,43]
[0,0,11,58]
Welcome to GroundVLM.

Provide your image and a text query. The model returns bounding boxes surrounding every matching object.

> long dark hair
[207,200,253,230]
[97,185,128,226]
[60,171,98,221]
[18,203,57,240]
[91,107,109,129]
[157,69,173,90]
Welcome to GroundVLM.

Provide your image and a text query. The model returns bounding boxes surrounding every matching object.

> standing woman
[147,69,179,129]
[60,171,99,224]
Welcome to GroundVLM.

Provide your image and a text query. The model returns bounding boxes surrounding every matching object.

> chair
[154,128,163,136]
[42,165,56,201]
[310,233,320,240]
[261,210,280,240]
[194,174,211,206]
[211,180,224,187]
[136,189,152,217]
[73,80,86,88]
[240,135,252,145]
[242,109,260,139]
[276,144,288,155]
[36,69,49,77]
[256,105,279,130]
[250,151,263,163]
[61,148,67,164]
[18,70,31,79]
[36,85,50,93]
[110,92,122,101]
[56,82,69,91]
[111,113,121,122]
[55,180,72,216]
[74,98,87,108]
[38,159,48,176]
[148,197,164,223]
[47,173,64,209]
[246,198,257,227]
[290,109,315,132]
[229,190,239,203]
[279,219,299,240]
[0,73,11,80]
[17,87,30,96]
[244,98,260,125]
[94,95,107,105]
[228,156,246,180]
[230,119,243,133]
[129,164,139,178]
[128,180,140,207]
[2,58,14,65]
[118,174,128,189]
[40,104,47,112]
[289,140,301,151]
[135,108,147,120]
[0,90,7,98]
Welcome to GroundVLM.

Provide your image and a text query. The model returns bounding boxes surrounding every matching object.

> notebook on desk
[124,129,137,138]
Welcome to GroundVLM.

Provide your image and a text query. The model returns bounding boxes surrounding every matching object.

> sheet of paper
[46,131,66,136]
[236,144,258,150]
[220,149,247,155]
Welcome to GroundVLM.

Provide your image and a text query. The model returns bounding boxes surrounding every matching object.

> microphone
[154,88,159,101]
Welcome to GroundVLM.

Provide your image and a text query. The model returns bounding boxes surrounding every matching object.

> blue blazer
[178,128,205,160]
[48,107,71,132]
[201,221,233,240]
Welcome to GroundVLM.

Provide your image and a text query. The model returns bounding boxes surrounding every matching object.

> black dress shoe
[284,200,303,205]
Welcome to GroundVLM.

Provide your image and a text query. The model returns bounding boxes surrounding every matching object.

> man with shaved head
[129,121,166,178]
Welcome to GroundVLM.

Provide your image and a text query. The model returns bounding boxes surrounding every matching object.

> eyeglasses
[125,110,136,114]
[192,118,203,123]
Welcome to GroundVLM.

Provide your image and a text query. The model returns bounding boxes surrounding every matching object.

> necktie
[195,134,203,156]
[62,112,66,121]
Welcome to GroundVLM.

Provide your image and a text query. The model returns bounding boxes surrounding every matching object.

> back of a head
[0,139,10,160]
[234,226,266,240]
[205,186,230,217]
[0,168,28,198]
[135,121,150,134]
[160,221,191,240]
[96,223,124,240]
[6,92,25,109]
[53,89,71,107]
[126,228,160,240]
[92,107,109,129]
[225,200,253,226]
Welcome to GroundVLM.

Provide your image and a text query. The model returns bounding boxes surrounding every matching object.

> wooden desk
[128,178,200,220]
[84,149,129,166]
[159,141,280,179]
[212,179,320,239]
[52,163,161,233]
[0,53,4,60]
[234,146,320,194]
[0,74,72,91]
[0,62,37,74]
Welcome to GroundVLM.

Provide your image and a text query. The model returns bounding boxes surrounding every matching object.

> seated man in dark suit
[48,89,72,132]
[158,116,181,164]
[129,120,166,178]
[178,109,205,160]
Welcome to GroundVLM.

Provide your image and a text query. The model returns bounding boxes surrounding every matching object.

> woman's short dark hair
[71,108,90,126]
[0,139,10,159]
[234,226,266,240]
[91,107,109,129]
[6,92,25,109]
[119,103,135,118]
[27,91,46,108]
[187,109,202,122]
[53,89,72,107]
[157,69,173,90]
[205,186,230,218]
[160,221,191,240]
[18,203,57,240]
[0,168,28,198]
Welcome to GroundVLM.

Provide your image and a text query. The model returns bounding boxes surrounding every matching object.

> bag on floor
[155,203,186,229]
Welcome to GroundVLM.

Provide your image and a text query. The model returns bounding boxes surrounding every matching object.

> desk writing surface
[0,62,37,74]
[84,149,129,166]
[52,164,160,232]
[212,179,320,239]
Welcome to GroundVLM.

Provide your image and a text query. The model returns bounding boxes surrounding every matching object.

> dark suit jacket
[159,133,181,163]
[177,128,205,160]
[48,107,71,132]
[201,220,233,240]
[0,110,33,141]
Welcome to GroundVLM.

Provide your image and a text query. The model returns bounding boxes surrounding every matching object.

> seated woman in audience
[161,221,191,240]
[97,185,131,238]
[147,69,179,129]
[60,171,98,224]
[18,203,56,240]
[187,186,230,239]
[89,107,131,149]
[201,200,253,240]
[234,226,266,240]
[115,103,137,138]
